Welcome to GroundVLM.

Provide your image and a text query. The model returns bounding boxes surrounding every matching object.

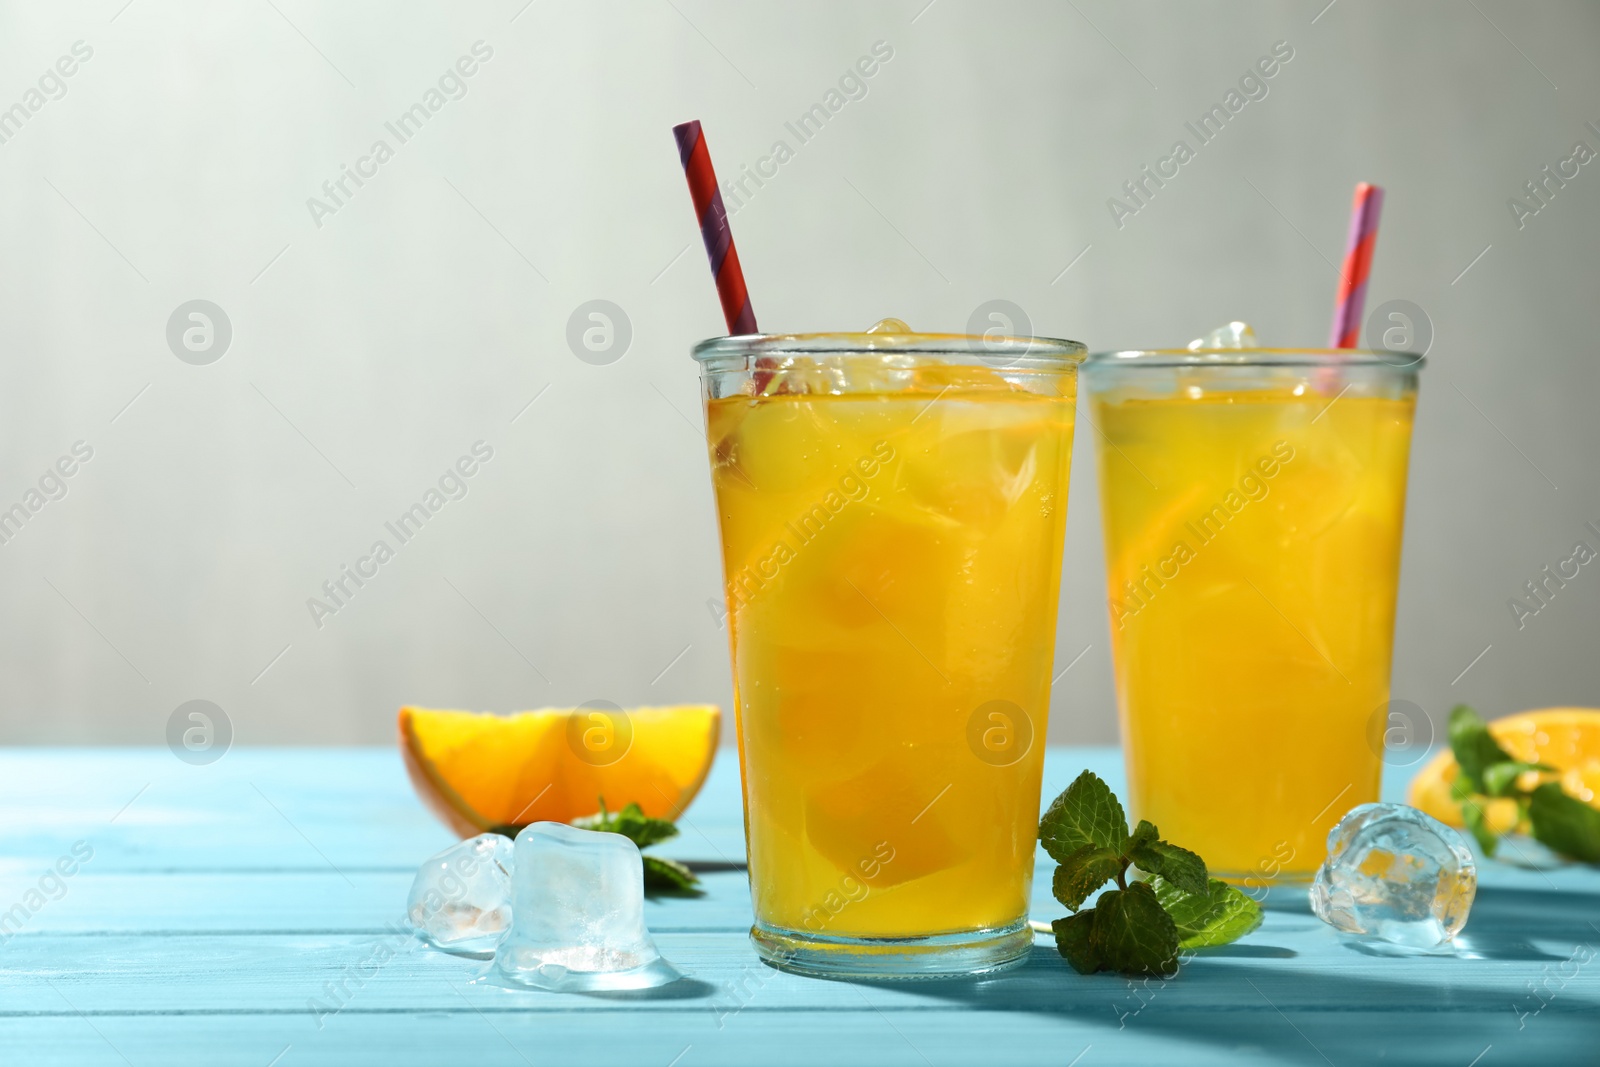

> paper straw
[1328,182,1384,348]
[673,120,758,335]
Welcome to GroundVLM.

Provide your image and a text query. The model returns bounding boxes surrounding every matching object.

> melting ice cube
[407,833,514,955]
[1187,322,1258,350]
[491,822,681,992]
[1310,803,1476,952]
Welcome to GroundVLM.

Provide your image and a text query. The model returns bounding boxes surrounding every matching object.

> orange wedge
[399,704,721,838]
[1409,707,1600,834]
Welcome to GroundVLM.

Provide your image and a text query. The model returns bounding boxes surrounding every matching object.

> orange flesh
[399,705,720,836]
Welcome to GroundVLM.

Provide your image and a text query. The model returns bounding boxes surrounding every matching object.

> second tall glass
[1083,347,1422,883]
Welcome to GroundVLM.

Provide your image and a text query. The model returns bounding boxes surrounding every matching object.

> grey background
[0,0,1595,747]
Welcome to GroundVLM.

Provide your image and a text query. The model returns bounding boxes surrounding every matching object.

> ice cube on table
[407,833,514,955]
[491,822,681,992]
[1310,803,1476,952]
[1187,322,1258,350]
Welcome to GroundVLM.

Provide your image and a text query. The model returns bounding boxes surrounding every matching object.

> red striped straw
[1328,182,1384,348]
[673,120,758,335]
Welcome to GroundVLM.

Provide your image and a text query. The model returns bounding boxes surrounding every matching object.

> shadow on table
[586,978,720,1002]
[820,886,1600,1063]
[1450,885,1600,961]
[1192,943,1295,959]
[1335,885,1600,962]
[831,945,1599,1062]
[1243,877,1595,961]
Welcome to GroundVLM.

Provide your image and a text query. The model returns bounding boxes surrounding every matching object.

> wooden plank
[4,919,1598,1017]
[0,746,1131,870]
[0,748,754,824]
[0,870,746,935]
[0,858,1118,936]
[7,856,1590,944]
[0,748,751,870]
[0,821,749,878]
[0,748,1124,946]
[0,1005,1587,1067]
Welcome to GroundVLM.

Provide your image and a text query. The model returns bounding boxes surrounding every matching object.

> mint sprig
[1446,705,1600,863]
[1038,770,1262,977]
[572,799,704,893]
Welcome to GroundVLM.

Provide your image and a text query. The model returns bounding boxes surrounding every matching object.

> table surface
[1,746,1595,1066]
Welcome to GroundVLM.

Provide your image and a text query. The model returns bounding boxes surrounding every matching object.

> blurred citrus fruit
[399,704,720,837]
[1409,707,1600,834]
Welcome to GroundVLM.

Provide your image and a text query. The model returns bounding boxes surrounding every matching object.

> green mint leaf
[1127,827,1208,897]
[1459,798,1499,857]
[1052,846,1124,911]
[1448,705,1515,791]
[1089,883,1179,977]
[1480,761,1551,798]
[573,801,680,850]
[1051,911,1103,974]
[1151,876,1263,949]
[1127,819,1159,851]
[1528,782,1600,863]
[641,854,702,893]
[1040,770,1129,863]
[612,803,681,849]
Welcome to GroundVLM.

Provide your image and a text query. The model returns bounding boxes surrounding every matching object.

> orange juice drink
[1083,349,1422,883]
[695,330,1083,977]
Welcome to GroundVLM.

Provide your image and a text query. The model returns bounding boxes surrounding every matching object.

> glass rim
[1085,347,1425,369]
[692,332,1087,366]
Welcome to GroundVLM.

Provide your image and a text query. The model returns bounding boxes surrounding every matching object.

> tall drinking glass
[1082,348,1422,883]
[695,330,1084,977]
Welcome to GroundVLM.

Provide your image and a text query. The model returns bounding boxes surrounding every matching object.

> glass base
[750,919,1032,980]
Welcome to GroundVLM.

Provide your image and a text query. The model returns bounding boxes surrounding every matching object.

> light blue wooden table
[1,746,1594,1065]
